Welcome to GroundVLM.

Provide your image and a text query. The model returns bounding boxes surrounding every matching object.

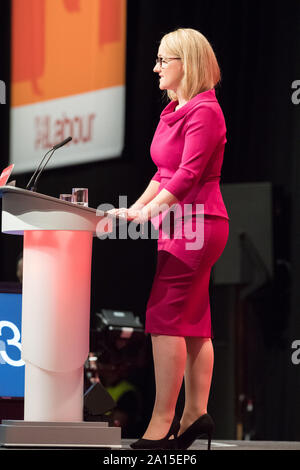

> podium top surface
[0,186,109,235]
[0,185,98,215]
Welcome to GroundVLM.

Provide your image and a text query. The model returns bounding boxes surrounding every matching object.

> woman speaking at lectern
[109,28,229,450]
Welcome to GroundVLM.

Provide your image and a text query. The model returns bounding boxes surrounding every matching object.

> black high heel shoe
[130,415,180,450]
[176,413,214,450]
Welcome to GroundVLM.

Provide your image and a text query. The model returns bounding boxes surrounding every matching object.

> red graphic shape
[0,164,14,187]
[99,0,122,45]
[12,0,45,95]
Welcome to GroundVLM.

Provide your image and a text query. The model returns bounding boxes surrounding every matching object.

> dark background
[0,0,300,441]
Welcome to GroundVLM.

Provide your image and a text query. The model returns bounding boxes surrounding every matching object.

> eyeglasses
[155,57,181,68]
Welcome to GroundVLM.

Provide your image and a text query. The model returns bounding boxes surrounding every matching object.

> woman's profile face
[153,44,184,93]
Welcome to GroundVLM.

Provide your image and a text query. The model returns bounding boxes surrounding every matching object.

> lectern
[0,186,121,447]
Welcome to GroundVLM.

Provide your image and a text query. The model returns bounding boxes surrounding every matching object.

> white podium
[0,186,121,447]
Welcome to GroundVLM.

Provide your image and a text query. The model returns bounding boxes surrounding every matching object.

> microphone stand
[25,148,54,191]
[25,137,72,192]
[31,149,56,192]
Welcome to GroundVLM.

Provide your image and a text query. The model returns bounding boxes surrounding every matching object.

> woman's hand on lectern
[107,207,128,218]
[107,207,147,224]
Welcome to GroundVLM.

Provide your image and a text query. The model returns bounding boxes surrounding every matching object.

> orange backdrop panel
[11,0,126,107]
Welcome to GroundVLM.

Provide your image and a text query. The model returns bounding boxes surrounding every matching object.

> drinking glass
[59,194,72,202]
[72,188,88,206]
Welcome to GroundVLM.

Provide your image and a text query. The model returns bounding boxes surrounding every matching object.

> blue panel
[0,293,25,397]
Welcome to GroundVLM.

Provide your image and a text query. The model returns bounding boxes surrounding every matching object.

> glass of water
[59,194,73,202]
[72,188,89,207]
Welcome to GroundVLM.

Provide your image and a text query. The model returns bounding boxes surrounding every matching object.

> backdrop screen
[9,0,127,173]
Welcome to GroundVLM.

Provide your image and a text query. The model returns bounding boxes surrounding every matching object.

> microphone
[26,137,72,191]
[52,136,72,150]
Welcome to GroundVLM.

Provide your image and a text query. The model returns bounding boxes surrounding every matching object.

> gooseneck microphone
[52,136,73,150]
[26,137,72,192]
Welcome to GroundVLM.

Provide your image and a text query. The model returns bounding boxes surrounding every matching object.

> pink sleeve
[151,169,161,183]
[164,106,220,201]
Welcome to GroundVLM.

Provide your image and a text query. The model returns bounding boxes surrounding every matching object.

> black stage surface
[123,439,300,450]
[0,438,300,451]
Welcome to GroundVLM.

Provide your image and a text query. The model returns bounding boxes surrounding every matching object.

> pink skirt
[145,215,229,337]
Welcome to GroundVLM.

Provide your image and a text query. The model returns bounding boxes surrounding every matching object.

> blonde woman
[110,28,229,450]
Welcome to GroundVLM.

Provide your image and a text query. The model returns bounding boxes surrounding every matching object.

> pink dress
[145,89,229,337]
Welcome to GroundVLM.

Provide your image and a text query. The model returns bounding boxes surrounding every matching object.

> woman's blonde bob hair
[159,28,221,101]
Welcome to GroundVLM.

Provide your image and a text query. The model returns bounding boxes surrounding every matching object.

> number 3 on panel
[0,321,25,367]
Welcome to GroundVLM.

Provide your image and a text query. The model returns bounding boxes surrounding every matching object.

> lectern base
[0,420,122,448]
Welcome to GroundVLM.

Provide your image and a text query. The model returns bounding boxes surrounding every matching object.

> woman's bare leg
[179,337,214,434]
[142,334,186,440]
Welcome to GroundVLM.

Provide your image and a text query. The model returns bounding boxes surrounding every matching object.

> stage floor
[123,438,300,450]
[0,438,300,451]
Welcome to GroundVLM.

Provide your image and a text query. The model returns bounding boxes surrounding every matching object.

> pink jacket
[151,88,229,221]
